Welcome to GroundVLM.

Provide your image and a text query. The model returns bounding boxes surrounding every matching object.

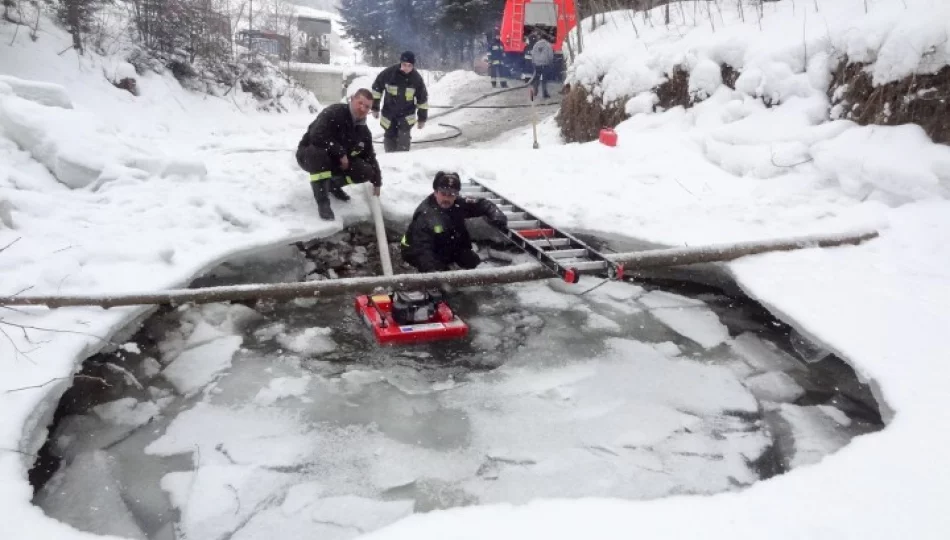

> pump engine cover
[391,290,437,325]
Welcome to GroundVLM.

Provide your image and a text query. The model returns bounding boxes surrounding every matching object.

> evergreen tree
[339,0,507,69]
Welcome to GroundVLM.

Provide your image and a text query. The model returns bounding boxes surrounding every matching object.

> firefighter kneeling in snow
[296,89,382,221]
[401,172,508,273]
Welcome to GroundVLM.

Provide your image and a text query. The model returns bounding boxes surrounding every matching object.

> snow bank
[566,0,950,202]
[0,74,72,108]
[0,92,207,189]
[570,0,950,100]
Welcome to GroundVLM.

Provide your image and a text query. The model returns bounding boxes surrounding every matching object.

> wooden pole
[530,84,540,149]
[0,229,878,309]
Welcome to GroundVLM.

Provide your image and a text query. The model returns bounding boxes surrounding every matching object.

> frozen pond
[32,230,882,540]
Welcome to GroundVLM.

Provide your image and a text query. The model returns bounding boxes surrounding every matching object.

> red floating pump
[355,292,469,345]
[599,128,618,147]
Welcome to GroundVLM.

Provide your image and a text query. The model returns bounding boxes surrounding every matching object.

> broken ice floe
[162,465,295,540]
[254,376,312,406]
[276,327,337,356]
[162,335,243,396]
[35,451,147,539]
[638,290,731,348]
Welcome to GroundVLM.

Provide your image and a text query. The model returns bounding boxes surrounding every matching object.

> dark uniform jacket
[297,103,381,185]
[401,194,506,271]
[488,37,504,64]
[371,65,429,127]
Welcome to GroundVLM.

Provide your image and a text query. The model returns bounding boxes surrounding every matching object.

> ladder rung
[509,220,540,229]
[487,198,503,204]
[504,212,528,220]
[498,204,514,212]
[516,228,556,239]
[529,238,570,247]
[546,249,588,259]
[567,261,608,272]
[460,190,487,197]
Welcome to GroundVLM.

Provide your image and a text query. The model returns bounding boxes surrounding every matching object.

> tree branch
[0,237,20,254]
[5,374,110,394]
[0,319,112,344]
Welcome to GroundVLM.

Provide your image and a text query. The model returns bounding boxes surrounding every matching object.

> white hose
[366,184,394,276]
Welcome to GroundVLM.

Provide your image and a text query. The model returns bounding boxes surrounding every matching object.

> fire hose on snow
[373,82,557,146]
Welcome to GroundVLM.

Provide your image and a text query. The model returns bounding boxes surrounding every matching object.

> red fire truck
[497,0,577,79]
[499,0,577,54]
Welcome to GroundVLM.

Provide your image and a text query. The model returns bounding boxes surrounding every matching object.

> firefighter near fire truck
[528,30,554,100]
[498,0,576,83]
[487,31,508,88]
[371,51,430,153]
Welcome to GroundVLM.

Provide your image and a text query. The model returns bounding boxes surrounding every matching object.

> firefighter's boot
[328,176,350,202]
[314,181,334,220]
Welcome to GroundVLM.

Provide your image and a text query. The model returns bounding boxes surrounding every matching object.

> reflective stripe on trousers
[310,172,351,183]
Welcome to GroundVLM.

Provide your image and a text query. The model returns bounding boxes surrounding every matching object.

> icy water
[32,232,882,540]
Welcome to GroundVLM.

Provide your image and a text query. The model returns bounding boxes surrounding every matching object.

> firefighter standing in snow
[529,32,554,100]
[487,33,507,88]
[401,172,508,273]
[371,51,429,152]
[523,29,539,80]
[296,88,382,221]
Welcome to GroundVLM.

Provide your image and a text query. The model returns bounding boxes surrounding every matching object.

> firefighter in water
[400,172,508,273]
[488,32,508,88]
[371,51,429,153]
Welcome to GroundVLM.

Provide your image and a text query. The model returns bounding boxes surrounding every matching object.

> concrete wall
[285,64,445,107]
[284,63,382,105]
[288,69,346,104]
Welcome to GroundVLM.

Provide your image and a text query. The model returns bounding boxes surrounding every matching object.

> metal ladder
[511,0,525,46]
[461,179,624,284]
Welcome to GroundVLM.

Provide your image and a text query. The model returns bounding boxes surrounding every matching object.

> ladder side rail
[518,212,624,279]
[466,178,624,280]
[502,229,577,281]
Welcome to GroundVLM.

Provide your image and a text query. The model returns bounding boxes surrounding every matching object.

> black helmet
[433,171,461,195]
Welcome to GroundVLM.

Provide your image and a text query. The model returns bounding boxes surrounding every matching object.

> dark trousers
[531,65,550,98]
[402,247,481,273]
[489,63,506,86]
[383,117,413,153]
[296,145,377,205]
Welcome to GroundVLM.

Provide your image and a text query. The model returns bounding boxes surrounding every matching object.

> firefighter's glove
[489,215,508,229]
[372,110,379,119]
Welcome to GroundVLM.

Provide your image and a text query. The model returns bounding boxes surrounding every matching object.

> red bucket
[599,127,618,147]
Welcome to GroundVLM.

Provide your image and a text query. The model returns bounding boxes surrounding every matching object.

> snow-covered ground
[2,0,950,538]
